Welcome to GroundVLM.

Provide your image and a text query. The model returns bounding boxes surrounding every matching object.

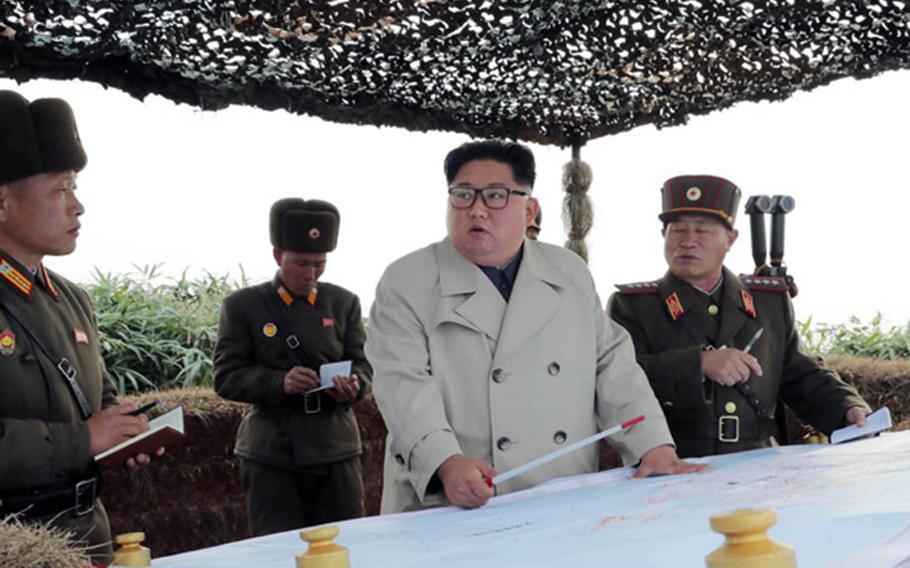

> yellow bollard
[296,525,350,568]
[111,532,151,566]
[706,508,797,567]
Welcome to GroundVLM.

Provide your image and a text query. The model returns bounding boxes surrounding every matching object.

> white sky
[2,71,908,326]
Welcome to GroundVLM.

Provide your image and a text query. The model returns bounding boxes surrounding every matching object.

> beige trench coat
[366,238,673,513]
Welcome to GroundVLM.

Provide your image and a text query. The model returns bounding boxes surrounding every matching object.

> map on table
[153,431,910,568]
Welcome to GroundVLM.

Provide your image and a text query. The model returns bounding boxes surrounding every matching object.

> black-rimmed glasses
[447,185,529,210]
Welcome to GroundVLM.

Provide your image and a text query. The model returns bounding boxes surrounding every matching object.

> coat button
[496,437,512,451]
[395,454,405,465]
[724,402,737,414]
[553,431,567,445]
[491,368,504,383]
[708,305,719,316]
[547,362,560,376]
[662,400,674,408]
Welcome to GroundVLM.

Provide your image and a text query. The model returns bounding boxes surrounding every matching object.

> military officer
[0,90,157,565]
[214,198,371,536]
[607,175,870,458]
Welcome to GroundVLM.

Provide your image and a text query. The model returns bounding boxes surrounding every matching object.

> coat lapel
[493,242,562,363]
[435,238,506,339]
[716,267,761,349]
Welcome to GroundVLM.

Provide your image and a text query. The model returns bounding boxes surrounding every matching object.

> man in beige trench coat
[366,140,707,514]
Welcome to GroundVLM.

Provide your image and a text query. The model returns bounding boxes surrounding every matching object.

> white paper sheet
[305,360,352,393]
[830,406,892,444]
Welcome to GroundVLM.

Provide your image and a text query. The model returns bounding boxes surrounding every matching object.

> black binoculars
[744,195,796,285]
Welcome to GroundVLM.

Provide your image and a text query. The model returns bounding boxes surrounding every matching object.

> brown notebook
[94,406,185,467]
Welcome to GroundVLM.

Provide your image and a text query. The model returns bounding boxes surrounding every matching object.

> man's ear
[0,184,10,223]
[272,247,283,266]
[525,196,540,226]
[726,228,739,251]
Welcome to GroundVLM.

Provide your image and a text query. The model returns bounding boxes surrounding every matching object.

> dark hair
[444,140,536,188]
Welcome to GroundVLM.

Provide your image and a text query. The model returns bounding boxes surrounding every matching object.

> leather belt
[0,476,99,518]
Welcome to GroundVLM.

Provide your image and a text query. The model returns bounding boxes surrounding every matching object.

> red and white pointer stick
[487,415,646,487]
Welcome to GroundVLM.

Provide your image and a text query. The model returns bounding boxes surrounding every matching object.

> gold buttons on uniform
[724,402,737,414]
[708,305,719,316]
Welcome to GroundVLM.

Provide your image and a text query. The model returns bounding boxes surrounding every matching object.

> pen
[742,327,764,354]
[128,399,160,416]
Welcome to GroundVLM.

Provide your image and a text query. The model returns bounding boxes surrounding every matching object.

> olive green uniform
[213,276,372,535]
[0,252,117,564]
[608,268,869,457]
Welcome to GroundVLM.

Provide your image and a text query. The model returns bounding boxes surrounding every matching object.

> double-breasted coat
[366,238,673,513]
[608,268,869,457]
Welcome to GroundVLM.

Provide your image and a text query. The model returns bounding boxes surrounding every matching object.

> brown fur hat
[269,198,340,253]
[0,90,87,185]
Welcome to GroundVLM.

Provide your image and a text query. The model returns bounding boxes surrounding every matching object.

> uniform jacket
[608,268,869,457]
[0,252,117,557]
[214,277,372,469]
[366,238,673,513]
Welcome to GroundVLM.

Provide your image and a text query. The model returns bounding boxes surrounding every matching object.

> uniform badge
[262,322,278,337]
[741,290,757,318]
[322,318,334,328]
[686,186,702,201]
[0,329,15,356]
[307,289,318,306]
[276,285,294,307]
[665,292,685,321]
[73,328,89,344]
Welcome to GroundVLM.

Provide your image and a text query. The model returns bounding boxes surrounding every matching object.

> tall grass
[798,314,910,359]
[85,265,246,394]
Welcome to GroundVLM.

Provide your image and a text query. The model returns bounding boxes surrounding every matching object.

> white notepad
[830,407,892,444]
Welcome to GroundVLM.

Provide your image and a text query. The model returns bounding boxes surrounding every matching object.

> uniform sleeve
[607,292,707,409]
[777,294,871,435]
[365,272,461,503]
[596,290,675,465]
[213,294,287,406]
[343,295,372,402]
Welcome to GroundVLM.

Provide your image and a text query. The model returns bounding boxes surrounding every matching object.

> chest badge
[73,328,89,344]
[263,322,278,337]
[0,329,15,356]
[741,290,757,318]
[322,318,334,328]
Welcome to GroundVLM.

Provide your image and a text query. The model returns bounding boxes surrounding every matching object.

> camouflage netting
[2,1,910,146]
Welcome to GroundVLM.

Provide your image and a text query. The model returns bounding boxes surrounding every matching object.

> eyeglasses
[447,185,529,210]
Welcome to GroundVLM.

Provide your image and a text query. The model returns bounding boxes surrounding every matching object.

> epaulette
[739,275,789,293]
[615,280,660,294]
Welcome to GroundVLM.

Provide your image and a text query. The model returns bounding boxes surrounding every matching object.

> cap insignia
[309,227,321,239]
[686,186,702,201]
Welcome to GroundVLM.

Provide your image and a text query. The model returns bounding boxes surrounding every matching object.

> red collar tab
[276,285,294,307]
[665,292,685,321]
[741,289,757,318]
[0,257,33,297]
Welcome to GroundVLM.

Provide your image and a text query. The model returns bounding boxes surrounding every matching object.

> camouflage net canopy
[1,1,909,146]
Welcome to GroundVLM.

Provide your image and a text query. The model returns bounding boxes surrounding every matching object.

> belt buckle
[304,393,321,414]
[73,478,96,516]
[718,415,740,443]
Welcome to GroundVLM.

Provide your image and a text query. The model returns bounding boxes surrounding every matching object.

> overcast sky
[2,71,908,326]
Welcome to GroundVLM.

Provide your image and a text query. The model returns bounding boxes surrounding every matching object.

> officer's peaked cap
[659,175,741,229]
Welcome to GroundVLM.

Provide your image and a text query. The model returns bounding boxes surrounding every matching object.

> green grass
[85,265,246,394]
[797,314,910,360]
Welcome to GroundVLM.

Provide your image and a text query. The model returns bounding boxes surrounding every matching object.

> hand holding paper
[830,407,892,444]
[306,360,353,394]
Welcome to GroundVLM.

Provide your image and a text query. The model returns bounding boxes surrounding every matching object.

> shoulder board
[739,275,789,292]
[615,280,660,294]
